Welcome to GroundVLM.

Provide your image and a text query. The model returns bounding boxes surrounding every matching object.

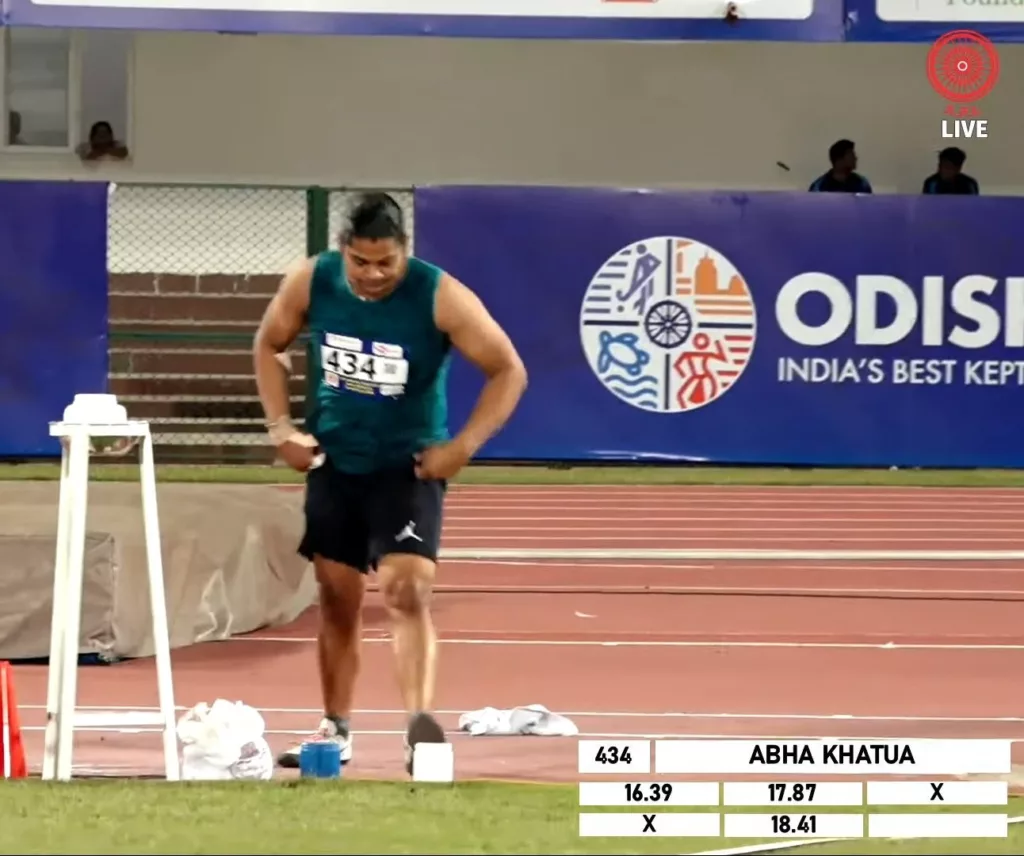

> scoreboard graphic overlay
[576,739,1012,840]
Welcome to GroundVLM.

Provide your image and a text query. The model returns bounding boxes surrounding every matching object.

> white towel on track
[458,704,579,737]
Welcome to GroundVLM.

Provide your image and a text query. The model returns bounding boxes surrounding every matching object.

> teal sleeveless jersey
[303,251,452,474]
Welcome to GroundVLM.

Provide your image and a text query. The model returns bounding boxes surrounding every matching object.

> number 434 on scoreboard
[580,741,651,774]
[594,746,632,766]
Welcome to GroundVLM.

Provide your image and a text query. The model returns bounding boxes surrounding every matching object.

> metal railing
[107,183,414,463]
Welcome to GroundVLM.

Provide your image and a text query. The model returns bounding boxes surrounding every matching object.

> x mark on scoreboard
[642,814,656,833]
[930,783,945,801]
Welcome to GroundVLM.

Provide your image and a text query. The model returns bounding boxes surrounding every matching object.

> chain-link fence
[107,183,413,464]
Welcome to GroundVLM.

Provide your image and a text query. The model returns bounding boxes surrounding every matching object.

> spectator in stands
[808,139,872,194]
[7,110,23,145]
[76,121,129,162]
[922,147,979,195]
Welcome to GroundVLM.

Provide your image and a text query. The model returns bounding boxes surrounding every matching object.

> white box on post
[43,394,179,781]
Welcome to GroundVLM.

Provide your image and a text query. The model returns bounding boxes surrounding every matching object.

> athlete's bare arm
[253,257,318,468]
[433,272,527,459]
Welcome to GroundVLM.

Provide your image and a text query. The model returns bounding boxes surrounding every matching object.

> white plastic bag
[176,699,274,781]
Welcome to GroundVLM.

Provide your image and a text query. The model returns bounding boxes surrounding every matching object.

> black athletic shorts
[298,457,446,573]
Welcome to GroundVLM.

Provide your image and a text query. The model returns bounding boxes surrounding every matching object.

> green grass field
[0,780,1019,855]
[5,461,1024,487]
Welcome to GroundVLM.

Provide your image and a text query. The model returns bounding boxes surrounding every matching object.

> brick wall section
[108,274,304,340]
[108,350,309,375]
[108,273,313,461]
[111,273,280,295]
[109,271,299,399]
[113,397,303,422]
[112,375,307,397]
[109,321,265,341]
[109,293,270,323]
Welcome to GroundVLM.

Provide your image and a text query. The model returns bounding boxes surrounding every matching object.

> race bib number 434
[321,334,409,398]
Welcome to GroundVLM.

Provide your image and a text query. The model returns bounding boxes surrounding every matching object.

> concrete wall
[0,30,1019,274]
[121,33,1024,193]
[3,31,1021,191]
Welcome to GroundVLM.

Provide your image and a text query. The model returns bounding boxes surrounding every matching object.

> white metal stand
[43,398,179,781]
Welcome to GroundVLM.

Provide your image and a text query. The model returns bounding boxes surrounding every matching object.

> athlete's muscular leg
[375,554,437,715]
[313,557,367,720]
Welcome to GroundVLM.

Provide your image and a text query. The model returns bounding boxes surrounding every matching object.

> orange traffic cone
[0,661,27,778]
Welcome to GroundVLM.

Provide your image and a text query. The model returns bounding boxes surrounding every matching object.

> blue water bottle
[299,741,343,779]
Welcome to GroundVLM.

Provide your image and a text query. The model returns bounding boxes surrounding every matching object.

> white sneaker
[276,717,353,769]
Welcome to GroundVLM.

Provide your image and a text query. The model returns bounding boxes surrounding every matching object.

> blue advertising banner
[416,186,1024,469]
[0,181,109,458]
[1,0,845,41]
[845,0,1024,42]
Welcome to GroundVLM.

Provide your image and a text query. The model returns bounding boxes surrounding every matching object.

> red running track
[12,485,1024,781]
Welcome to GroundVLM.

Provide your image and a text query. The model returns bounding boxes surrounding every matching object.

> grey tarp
[0,482,315,661]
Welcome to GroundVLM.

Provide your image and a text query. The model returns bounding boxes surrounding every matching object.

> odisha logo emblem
[926,29,1000,103]
[579,236,757,414]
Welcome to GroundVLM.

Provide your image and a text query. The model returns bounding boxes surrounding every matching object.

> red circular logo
[927,30,1000,102]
